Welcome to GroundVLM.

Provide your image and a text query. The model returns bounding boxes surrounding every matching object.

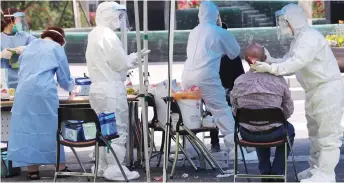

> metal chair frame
[234,108,298,183]
[145,94,197,171]
[167,98,226,179]
[54,107,128,182]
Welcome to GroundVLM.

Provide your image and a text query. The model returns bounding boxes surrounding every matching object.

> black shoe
[211,143,221,152]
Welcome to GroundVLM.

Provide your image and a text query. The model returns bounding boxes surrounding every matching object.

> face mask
[12,24,18,34]
[15,23,23,32]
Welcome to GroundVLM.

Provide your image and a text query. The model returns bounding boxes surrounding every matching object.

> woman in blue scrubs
[1,8,36,89]
[7,26,74,180]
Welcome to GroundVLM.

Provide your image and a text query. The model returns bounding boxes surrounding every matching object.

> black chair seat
[61,139,97,148]
[234,108,298,182]
[239,139,285,148]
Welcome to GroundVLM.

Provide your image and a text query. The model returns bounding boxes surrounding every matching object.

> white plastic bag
[152,79,178,126]
[177,99,202,130]
[152,80,168,126]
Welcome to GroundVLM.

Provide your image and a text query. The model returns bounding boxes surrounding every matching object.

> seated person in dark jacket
[209,22,245,152]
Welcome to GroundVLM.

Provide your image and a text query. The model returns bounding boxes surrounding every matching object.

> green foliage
[1,1,75,30]
[326,34,344,47]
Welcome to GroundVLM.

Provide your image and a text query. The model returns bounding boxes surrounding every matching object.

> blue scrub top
[0,32,37,89]
[7,39,74,167]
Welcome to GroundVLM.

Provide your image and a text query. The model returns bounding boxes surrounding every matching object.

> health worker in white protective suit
[251,4,344,182]
[181,1,240,155]
[85,2,150,181]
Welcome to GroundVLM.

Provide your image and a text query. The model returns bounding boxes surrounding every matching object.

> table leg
[1,111,11,143]
[126,102,133,167]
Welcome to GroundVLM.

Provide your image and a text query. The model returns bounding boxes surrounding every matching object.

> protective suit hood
[198,1,219,24]
[282,4,309,36]
[95,2,126,30]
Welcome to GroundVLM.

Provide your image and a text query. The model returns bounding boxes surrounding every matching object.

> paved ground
[2,146,344,182]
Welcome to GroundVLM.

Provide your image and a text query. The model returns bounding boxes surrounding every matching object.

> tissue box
[99,113,117,136]
[63,120,85,142]
[83,123,97,140]
[75,77,91,96]
[62,113,117,142]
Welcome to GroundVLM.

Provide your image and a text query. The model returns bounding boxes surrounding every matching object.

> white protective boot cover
[103,143,140,181]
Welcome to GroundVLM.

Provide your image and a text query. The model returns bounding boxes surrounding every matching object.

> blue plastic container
[98,113,117,136]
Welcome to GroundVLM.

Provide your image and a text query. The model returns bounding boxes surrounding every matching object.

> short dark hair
[1,8,19,32]
[41,26,65,46]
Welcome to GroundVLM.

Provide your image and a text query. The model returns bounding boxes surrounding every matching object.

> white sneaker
[297,167,316,180]
[300,167,336,182]
[223,134,235,151]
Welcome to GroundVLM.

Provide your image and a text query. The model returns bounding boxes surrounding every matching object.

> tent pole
[120,0,128,54]
[134,0,151,182]
[143,0,149,84]
[163,0,175,182]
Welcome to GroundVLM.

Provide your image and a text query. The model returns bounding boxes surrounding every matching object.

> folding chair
[146,94,196,170]
[167,98,225,179]
[234,108,298,182]
[54,107,128,182]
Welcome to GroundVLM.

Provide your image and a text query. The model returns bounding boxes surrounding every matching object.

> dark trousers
[239,123,295,175]
[210,129,219,145]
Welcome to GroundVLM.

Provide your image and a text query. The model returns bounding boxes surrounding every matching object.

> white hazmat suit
[181,1,240,154]
[251,4,344,182]
[85,2,149,180]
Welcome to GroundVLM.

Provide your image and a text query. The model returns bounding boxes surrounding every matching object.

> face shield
[275,9,292,40]
[112,4,129,31]
[13,12,29,32]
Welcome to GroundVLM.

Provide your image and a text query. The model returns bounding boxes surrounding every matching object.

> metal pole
[122,0,131,167]
[120,0,128,54]
[163,0,175,182]
[72,0,81,28]
[78,1,91,27]
[143,0,150,171]
[143,0,149,85]
[134,1,151,182]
